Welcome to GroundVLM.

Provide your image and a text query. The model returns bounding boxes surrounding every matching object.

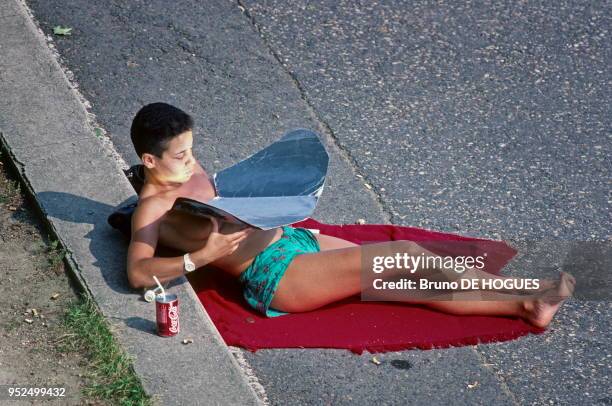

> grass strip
[60,295,153,406]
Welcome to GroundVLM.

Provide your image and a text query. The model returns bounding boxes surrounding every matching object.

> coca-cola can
[155,294,179,337]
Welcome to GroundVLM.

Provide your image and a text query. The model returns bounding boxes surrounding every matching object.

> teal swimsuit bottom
[238,226,321,317]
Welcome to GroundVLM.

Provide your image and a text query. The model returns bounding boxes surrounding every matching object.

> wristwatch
[183,253,196,273]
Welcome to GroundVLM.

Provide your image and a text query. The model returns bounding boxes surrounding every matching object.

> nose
[186,154,195,167]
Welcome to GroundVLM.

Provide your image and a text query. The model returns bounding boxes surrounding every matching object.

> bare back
[135,162,282,277]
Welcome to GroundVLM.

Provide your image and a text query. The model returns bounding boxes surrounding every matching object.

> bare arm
[126,200,251,289]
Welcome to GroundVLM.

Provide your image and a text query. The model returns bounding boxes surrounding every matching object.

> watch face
[184,254,195,272]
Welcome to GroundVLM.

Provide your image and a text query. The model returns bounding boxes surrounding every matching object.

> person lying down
[126,102,574,328]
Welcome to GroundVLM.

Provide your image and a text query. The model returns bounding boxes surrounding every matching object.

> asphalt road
[23,0,610,404]
[240,0,610,240]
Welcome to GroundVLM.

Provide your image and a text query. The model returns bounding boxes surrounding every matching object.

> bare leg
[391,241,559,294]
[314,234,559,294]
[402,274,574,328]
[271,240,574,328]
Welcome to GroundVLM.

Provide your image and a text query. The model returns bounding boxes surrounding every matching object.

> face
[143,130,196,184]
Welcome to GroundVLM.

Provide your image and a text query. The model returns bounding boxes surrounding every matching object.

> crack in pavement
[234,0,392,223]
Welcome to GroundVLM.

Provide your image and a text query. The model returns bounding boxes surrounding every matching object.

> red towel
[187,219,544,354]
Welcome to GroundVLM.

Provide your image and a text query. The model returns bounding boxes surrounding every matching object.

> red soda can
[155,294,179,337]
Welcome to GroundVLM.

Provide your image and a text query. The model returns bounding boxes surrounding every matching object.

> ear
[141,153,157,169]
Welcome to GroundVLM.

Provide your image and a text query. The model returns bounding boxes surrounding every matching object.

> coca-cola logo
[168,302,179,333]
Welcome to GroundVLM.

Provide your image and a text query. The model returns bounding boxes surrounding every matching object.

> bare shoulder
[131,195,172,233]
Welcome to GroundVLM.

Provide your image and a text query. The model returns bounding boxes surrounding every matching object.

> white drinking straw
[152,276,165,300]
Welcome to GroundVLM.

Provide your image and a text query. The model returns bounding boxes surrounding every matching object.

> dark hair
[130,102,194,159]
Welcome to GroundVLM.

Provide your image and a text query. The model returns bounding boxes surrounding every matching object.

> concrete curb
[0,1,261,404]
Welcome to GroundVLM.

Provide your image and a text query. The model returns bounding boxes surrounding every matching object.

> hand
[194,217,253,264]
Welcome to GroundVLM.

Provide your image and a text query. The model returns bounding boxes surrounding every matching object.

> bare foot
[534,277,557,292]
[511,277,557,295]
[537,272,576,295]
[523,272,575,329]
